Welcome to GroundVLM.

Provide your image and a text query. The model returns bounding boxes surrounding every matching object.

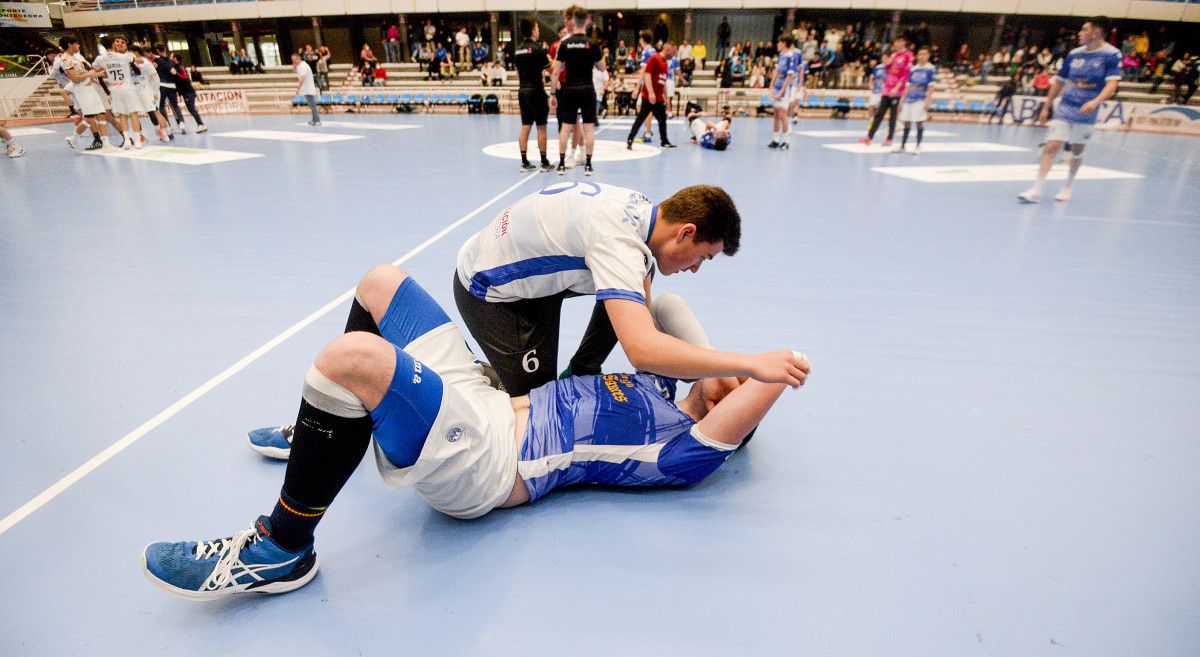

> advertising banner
[194,89,249,115]
[1007,95,1200,136]
[0,3,51,28]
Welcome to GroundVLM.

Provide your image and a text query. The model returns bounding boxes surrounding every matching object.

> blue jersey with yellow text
[518,373,734,502]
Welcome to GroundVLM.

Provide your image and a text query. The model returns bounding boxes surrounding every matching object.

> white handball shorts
[867,93,882,108]
[898,101,929,123]
[771,86,795,110]
[138,88,158,114]
[1045,118,1093,144]
[109,87,142,115]
[71,84,106,117]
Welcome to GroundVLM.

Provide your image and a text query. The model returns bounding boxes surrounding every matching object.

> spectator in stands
[988,73,1017,124]
[360,43,378,68]
[361,58,375,87]
[954,44,971,73]
[303,45,319,76]
[1148,51,1169,94]
[678,40,692,67]
[748,59,766,88]
[1170,54,1196,104]
[439,41,457,80]
[188,65,206,87]
[424,20,436,46]
[472,39,489,70]
[693,40,707,71]
[316,47,331,91]
[1122,52,1141,81]
[418,41,433,76]
[717,17,731,62]
[455,28,472,70]
[293,53,321,126]
[1032,67,1051,95]
[385,23,401,63]
[374,64,388,87]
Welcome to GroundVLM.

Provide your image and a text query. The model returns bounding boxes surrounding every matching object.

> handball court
[1,113,1197,657]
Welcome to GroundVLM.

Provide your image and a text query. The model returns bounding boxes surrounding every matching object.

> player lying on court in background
[686,102,732,150]
[141,265,810,600]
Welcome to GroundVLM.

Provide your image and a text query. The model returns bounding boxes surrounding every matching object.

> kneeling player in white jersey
[131,45,171,142]
[892,47,936,154]
[1019,17,1120,204]
[142,265,810,600]
[93,35,145,150]
[0,121,23,158]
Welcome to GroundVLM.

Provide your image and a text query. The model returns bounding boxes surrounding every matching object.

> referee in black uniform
[513,18,553,172]
[550,5,604,176]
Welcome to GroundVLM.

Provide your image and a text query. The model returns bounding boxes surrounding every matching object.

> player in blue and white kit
[768,35,801,150]
[665,52,680,116]
[142,264,811,600]
[687,103,732,150]
[1019,16,1121,204]
[893,47,936,154]
[867,54,890,113]
[633,30,659,143]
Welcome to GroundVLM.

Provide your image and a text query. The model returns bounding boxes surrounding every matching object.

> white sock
[102,135,112,146]
[1032,177,1045,194]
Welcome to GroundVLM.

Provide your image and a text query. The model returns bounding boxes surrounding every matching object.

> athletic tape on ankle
[303,366,368,418]
[652,293,713,350]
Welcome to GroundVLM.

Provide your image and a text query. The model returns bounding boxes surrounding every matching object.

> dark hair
[1085,16,1110,34]
[153,42,167,54]
[44,47,59,57]
[780,35,795,48]
[519,17,536,39]
[659,185,741,255]
[713,135,729,151]
[98,35,113,49]
[639,30,653,45]
[130,44,144,55]
[59,36,79,50]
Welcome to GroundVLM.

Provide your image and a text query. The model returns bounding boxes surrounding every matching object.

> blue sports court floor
[2,112,1198,656]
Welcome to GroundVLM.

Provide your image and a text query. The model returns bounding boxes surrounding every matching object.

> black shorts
[557,85,597,125]
[453,272,572,397]
[518,88,549,126]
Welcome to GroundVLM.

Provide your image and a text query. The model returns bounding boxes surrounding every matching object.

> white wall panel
[347,0,392,15]
[689,0,737,7]
[1013,0,1065,16]
[638,0,693,9]
[412,0,439,13]
[535,0,572,10]
[299,0,348,15]
[1125,0,1184,21]
[586,0,630,9]
[257,0,304,18]
[482,0,526,10]
[437,0,486,11]
[1073,0,1132,18]
[907,0,964,11]
[1184,3,1200,23]
[961,0,1018,13]
[874,0,907,10]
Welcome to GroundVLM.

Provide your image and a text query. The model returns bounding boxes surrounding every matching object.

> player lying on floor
[141,265,810,600]
[686,103,732,151]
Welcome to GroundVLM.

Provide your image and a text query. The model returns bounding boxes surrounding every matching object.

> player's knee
[315,332,391,388]
[357,264,408,314]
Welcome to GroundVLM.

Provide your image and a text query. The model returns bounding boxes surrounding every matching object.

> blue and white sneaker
[247,424,293,460]
[142,516,317,601]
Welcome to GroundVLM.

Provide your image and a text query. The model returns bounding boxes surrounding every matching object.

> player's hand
[1080,99,1100,115]
[1036,107,1050,126]
[748,350,811,388]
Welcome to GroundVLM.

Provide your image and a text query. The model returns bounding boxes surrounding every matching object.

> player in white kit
[93,35,144,150]
[46,46,103,152]
[131,45,171,142]
[57,36,114,150]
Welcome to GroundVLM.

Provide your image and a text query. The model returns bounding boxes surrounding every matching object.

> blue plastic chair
[399,93,412,104]
[292,95,304,105]
[413,93,427,106]
[455,93,469,105]
[319,94,332,105]
[345,94,358,105]
[932,99,950,112]
[968,100,985,113]
[952,100,968,112]
[851,97,867,109]
[331,94,344,104]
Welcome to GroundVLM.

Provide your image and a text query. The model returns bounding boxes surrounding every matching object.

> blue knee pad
[377,277,452,349]
[370,345,444,469]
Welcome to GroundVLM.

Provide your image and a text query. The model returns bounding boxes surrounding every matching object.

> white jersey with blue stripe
[773,50,801,92]
[1053,43,1121,124]
[456,182,656,304]
[518,373,735,502]
[640,45,657,67]
[905,63,936,102]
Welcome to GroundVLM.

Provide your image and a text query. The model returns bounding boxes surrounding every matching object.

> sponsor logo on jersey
[602,373,633,402]
[445,426,463,443]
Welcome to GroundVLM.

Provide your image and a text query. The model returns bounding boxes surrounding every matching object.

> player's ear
[677,223,697,241]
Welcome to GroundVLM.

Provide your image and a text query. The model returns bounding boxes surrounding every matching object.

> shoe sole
[246,433,291,460]
[1017,195,1041,204]
[141,547,318,601]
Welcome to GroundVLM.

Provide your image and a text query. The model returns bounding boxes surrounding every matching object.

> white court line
[294,121,420,131]
[0,174,539,539]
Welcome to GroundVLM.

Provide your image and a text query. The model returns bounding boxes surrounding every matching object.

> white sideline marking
[482,139,660,162]
[8,127,56,137]
[213,129,363,143]
[293,121,420,131]
[83,145,263,165]
[0,174,539,539]
[796,129,956,137]
[871,163,1143,183]
[824,141,1028,154]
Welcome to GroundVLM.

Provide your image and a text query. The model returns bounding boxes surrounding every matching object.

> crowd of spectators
[276,14,1198,105]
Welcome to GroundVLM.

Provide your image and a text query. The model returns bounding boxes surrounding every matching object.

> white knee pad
[303,365,368,418]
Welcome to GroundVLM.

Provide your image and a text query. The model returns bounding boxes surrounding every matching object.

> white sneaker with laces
[1017,187,1043,203]
[7,143,24,158]
[891,144,904,153]
[574,148,586,165]
[1054,187,1072,202]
